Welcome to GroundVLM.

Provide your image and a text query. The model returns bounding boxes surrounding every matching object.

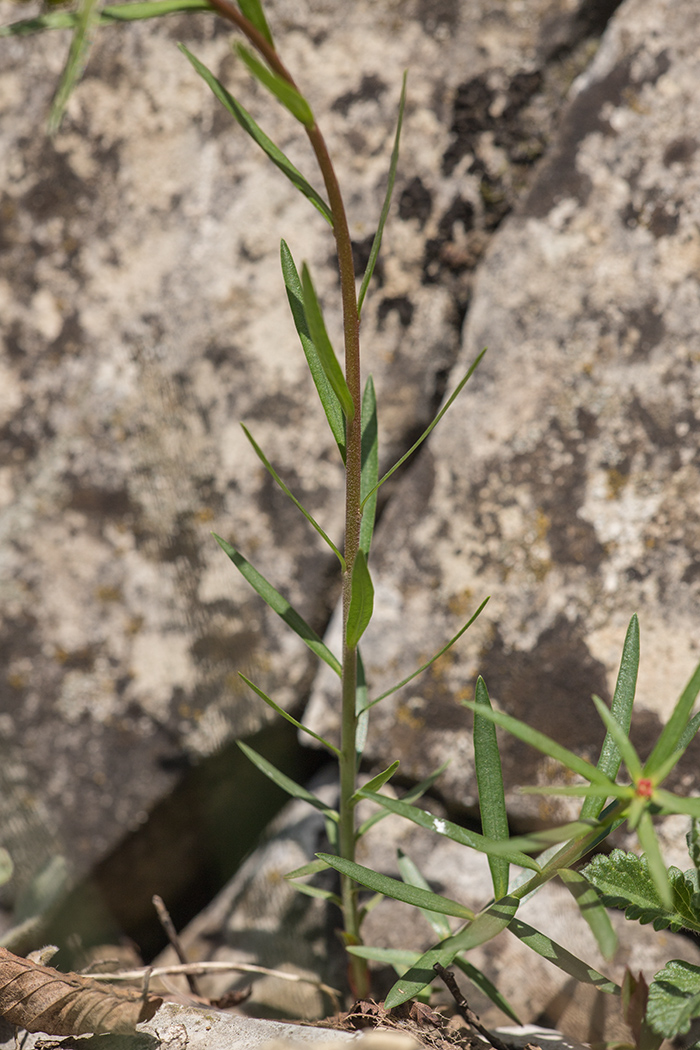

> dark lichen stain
[624,304,666,359]
[23,145,95,220]
[479,618,608,787]
[331,74,387,116]
[416,0,459,35]
[377,296,414,330]
[190,629,259,667]
[64,479,136,520]
[398,176,433,228]
[663,136,698,167]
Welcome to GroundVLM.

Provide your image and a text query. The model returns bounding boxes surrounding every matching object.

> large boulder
[306,0,700,821]
[0,0,617,936]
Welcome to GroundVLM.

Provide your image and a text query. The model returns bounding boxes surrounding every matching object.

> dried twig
[433,963,511,1050]
[87,961,341,1011]
[152,895,199,997]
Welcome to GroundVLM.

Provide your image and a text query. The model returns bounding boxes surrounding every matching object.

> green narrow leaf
[359,790,541,871]
[452,957,522,1025]
[507,918,619,994]
[47,0,103,133]
[676,710,700,755]
[346,550,374,649]
[316,853,474,921]
[581,614,639,822]
[301,264,355,420]
[384,896,520,1008]
[179,46,332,225]
[559,866,617,960]
[361,348,486,508]
[359,376,378,556]
[637,810,672,908]
[241,424,344,567]
[397,849,452,940]
[238,674,340,755]
[461,701,612,787]
[473,676,510,900]
[357,72,407,315]
[355,762,449,838]
[651,788,700,819]
[288,882,342,906]
[237,0,272,45]
[213,533,341,675]
[285,859,329,879]
[646,960,700,1039]
[238,742,339,821]
[0,0,211,36]
[235,43,314,126]
[280,241,344,458]
[350,761,399,804]
[366,597,489,710]
[591,694,643,781]
[645,658,700,774]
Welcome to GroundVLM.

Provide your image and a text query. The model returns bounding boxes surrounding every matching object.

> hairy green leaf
[359,790,541,871]
[473,676,510,900]
[647,960,700,1039]
[235,43,313,126]
[350,761,399,804]
[346,550,374,649]
[384,896,520,1007]
[237,0,272,45]
[241,424,344,566]
[280,241,344,457]
[238,742,339,821]
[0,0,210,36]
[582,850,700,934]
[316,854,474,920]
[357,72,407,315]
[508,919,619,994]
[301,264,355,420]
[238,674,340,755]
[581,614,638,822]
[213,533,341,675]
[179,47,332,224]
[48,0,103,132]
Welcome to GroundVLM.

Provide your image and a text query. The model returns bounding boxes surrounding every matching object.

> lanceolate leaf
[581,850,700,934]
[359,376,378,556]
[350,761,399,804]
[507,919,619,994]
[241,424,344,567]
[346,550,374,649]
[316,854,474,921]
[355,762,449,838]
[558,867,617,960]
[397,849,452,940]
[179,47,332,225]
[301,265,355,420]
[359,790,541,871]
[213,533,341,675]
[47,0,103,133]
[473,676,510,900]
[591,694,643,781]
[238,674,340,755]
[355,649,369,761]
[237,0,272,45]
[0,0,211,37]
[235,43,314,127]
[239,742,339,821]
[280,241,344,458]
[646,960,700,1039]
[384,896,520,1008]
[361,348,486,508]
[581,614,638,822]
[357,72,407,315]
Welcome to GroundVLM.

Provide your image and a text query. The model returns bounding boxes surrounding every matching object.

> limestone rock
[305,0,700,820]
[0,0,616,920]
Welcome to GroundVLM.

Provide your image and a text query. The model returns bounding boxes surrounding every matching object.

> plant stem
[208,1,368,996]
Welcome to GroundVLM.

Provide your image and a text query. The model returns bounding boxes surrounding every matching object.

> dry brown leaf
[0,946,162,1035]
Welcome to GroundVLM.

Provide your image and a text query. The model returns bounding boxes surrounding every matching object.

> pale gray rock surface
[0,0,618,928]
[306,0,700,819]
